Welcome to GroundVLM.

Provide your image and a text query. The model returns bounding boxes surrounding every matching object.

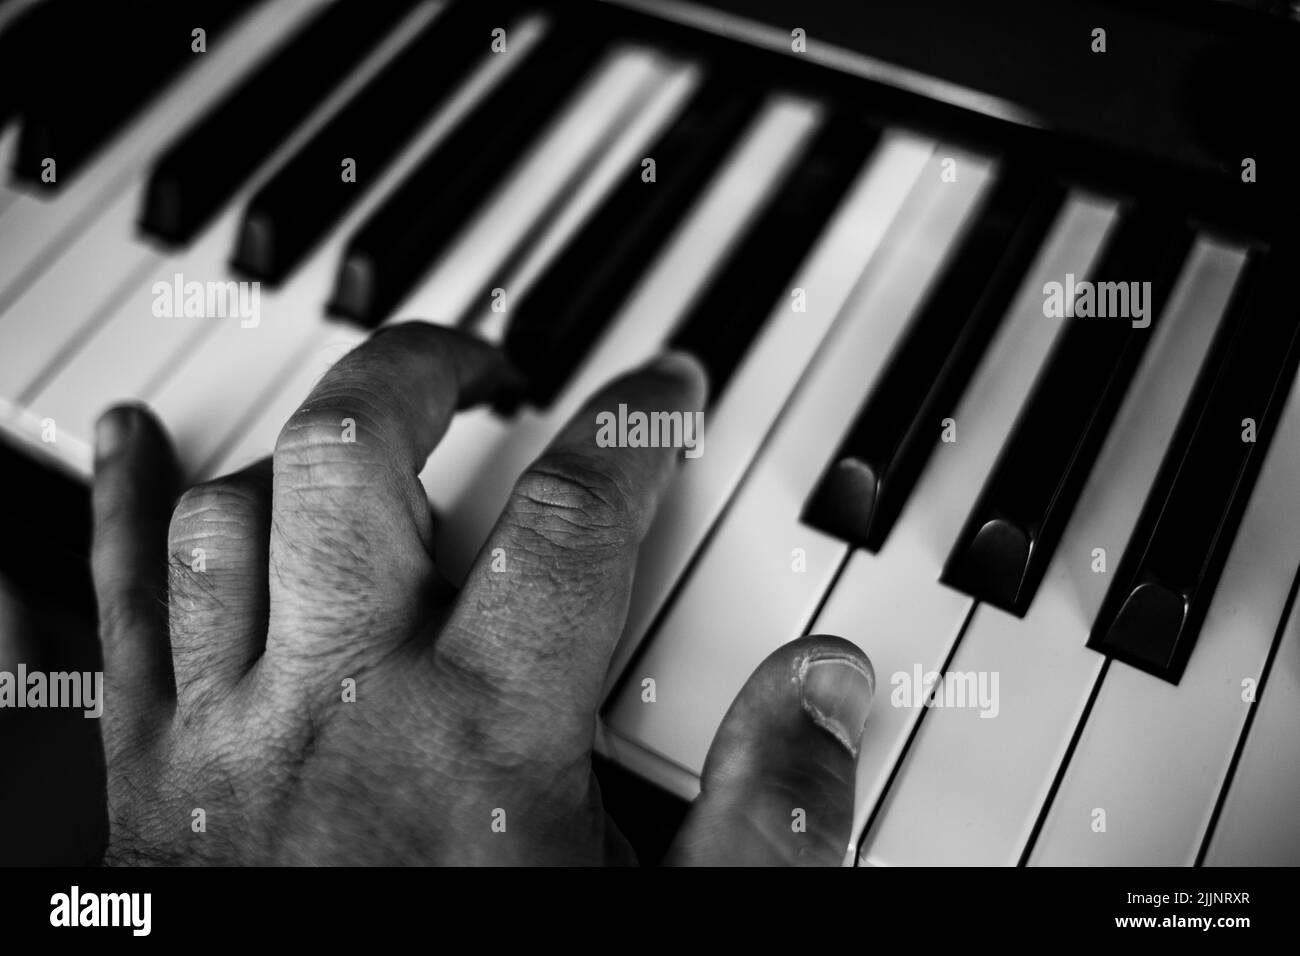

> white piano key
[602,149,993,780]
[13,214,233,470]
[204,42,690,481]
[470,62,702,344]
[1030,346,1300,866]
[420,97,822,555]
[206,66,769,496]
[0,0,360,396]
[604,130,939,686]
[425,125,936,629]
[0,0,323,305]
[0,187,160,402]
[418,97,825,585]
[207,324,367,477]
[1204,589,1300,865]
[148,16,555,478]
[0,124,19,218]
[392,47,674,325]
[802,194,1120,850]
[13,2,447,473]
[860,239,1247,866]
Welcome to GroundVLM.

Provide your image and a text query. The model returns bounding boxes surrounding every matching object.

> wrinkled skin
[89,323,875,866]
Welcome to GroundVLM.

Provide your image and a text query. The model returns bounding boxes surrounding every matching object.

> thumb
[664,635,874,866]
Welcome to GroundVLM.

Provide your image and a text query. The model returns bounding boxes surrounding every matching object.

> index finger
[434,352,708,765]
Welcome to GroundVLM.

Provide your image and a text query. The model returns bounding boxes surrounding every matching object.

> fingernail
[94,407,138,461]
[798,654,875,757]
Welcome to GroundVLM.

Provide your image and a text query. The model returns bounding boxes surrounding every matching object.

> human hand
[91,322,875,866]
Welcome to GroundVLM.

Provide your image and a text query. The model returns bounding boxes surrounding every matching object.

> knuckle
[168,481,258,571]
[510,453,640,553]
[274,403,353,462]
[170,479,260,543]
[167,478,266,616]
[273,394,395,492]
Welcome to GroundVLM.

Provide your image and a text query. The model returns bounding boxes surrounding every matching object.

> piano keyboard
[0,0,1295,866]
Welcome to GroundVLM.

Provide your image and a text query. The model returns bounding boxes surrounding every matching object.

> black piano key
[327,24,604,328]
[139,1,416,246]
[942,207,1194,615]
[0,0,61,129]
[802,173,1067,551]
[1089,254,1300,683]
[12,0,255,187]
[668,114,879,398]
[502,79,765,407]
[230,1,518,285]
[0,433,94,611]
